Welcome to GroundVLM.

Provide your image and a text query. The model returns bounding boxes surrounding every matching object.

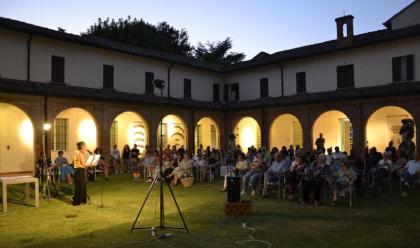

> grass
[1,174,420,248]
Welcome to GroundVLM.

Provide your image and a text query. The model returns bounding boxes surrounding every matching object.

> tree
[194,38,245,65]
[83,16,194,56]
[83,17,246,64]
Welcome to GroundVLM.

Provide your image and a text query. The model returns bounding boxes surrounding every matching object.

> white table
[0,175,39,212]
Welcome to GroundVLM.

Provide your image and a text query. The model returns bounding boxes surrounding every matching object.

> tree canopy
[83,16,245,64]
[194,38,245,65]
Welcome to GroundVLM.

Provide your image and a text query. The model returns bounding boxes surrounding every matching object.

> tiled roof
[0,17,223,72]
[383,0,419,29]
[0,78,225,110]
[226,81,420,110]
[1,17,420,73]
[1,78,419,111]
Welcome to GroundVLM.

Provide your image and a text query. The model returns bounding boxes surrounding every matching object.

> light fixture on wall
[41,122,53,200]
[43,123,52,131]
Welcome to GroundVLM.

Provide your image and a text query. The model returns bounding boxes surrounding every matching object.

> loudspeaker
[227,176,240,203]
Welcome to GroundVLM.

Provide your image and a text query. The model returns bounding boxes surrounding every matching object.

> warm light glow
[241,126,256,150]
[19,119,34,148]
[43,123,51,131]
[366,106,416,152]
[159,114,186,148]
[235,117,261,153]
[78,119,97,147]
[312,110,352,152]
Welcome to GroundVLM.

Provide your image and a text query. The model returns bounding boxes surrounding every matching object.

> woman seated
[195,155,209,181]
[143,151,156,182]
[302,154,330,205]
[222,152,248,191]
[401,151,420,197]
[169,152,193,186]
[369,152,392,190]
[93,148,110,180]
[285,155,306,201]
[332,158,353,206]
[262,153,290,197]
[241,153,266,196]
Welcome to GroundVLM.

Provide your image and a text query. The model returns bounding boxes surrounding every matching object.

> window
[393,55,414,82]
[231,83,239,101]
[103,64,114,89]
[223,83,240,102]
[213,84,220,102]
[145,72,154,94]
[110,121,118,149]
[184,78,191,98]
[260,78,268,97]
[296,72,306,94]
[337,64,354,89]
[53,118,68,151]
[223,84,229,102]
[51,55,65,83]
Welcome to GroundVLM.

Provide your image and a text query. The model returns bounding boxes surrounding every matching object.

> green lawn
[1,174,419,248]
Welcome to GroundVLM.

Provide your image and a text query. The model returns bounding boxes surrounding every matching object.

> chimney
[335,15,354,46]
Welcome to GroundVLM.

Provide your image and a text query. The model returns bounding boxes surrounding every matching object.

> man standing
[315,133,325,152]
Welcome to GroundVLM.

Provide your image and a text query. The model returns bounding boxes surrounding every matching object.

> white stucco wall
[0,29,28,81]
[391,1,420,30]
[31,36,169,96]
[224,65,282,101]
[170,65,222,101]
[283,38,420,96]
[1,27,419,102]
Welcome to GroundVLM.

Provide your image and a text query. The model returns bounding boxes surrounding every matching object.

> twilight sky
[0,0,414,59]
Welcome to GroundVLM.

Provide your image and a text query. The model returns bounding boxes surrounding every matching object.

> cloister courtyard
[1,175,420,248]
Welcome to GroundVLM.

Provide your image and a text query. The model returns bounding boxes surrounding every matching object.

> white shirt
[378,159,392,170]
[406,160,420,175]
[111,148,120,160]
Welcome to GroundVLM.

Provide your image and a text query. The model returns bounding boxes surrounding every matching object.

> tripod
[130,79,189,234]
[40,130,58,199]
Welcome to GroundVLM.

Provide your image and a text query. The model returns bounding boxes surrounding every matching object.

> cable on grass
[235,220,272,248]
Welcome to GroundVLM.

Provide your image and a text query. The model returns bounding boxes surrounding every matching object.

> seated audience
[52,151,73,184]
[94,148,110,180]
[169,152,193,186]
[285,155,306,201]
[111,145,123,174]
[332,158,352,206]
[369,152,392,190]
[222,152,248,191]
[262,153,290,196]
[302,154,330,205]
[401,151,420,197]
[143,151,155,182]
[122,144,131,173]
[241,153,267,196]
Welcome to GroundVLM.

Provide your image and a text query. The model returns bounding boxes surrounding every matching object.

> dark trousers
[73,168,87,204]
[302,179,322,204]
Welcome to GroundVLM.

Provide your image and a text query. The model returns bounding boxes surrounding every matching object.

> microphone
[87,150,93,155]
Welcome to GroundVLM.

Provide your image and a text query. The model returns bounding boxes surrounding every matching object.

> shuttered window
[145,72,154,94]
[231,83,239,101]
[260,78,268,97]
[393,55,414,82]
[337,64,354,89]
[213,84,220,102]
[184,78,191,98]
[103,64,114,89]
[296,72,306,94]
[51,55,65,83]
